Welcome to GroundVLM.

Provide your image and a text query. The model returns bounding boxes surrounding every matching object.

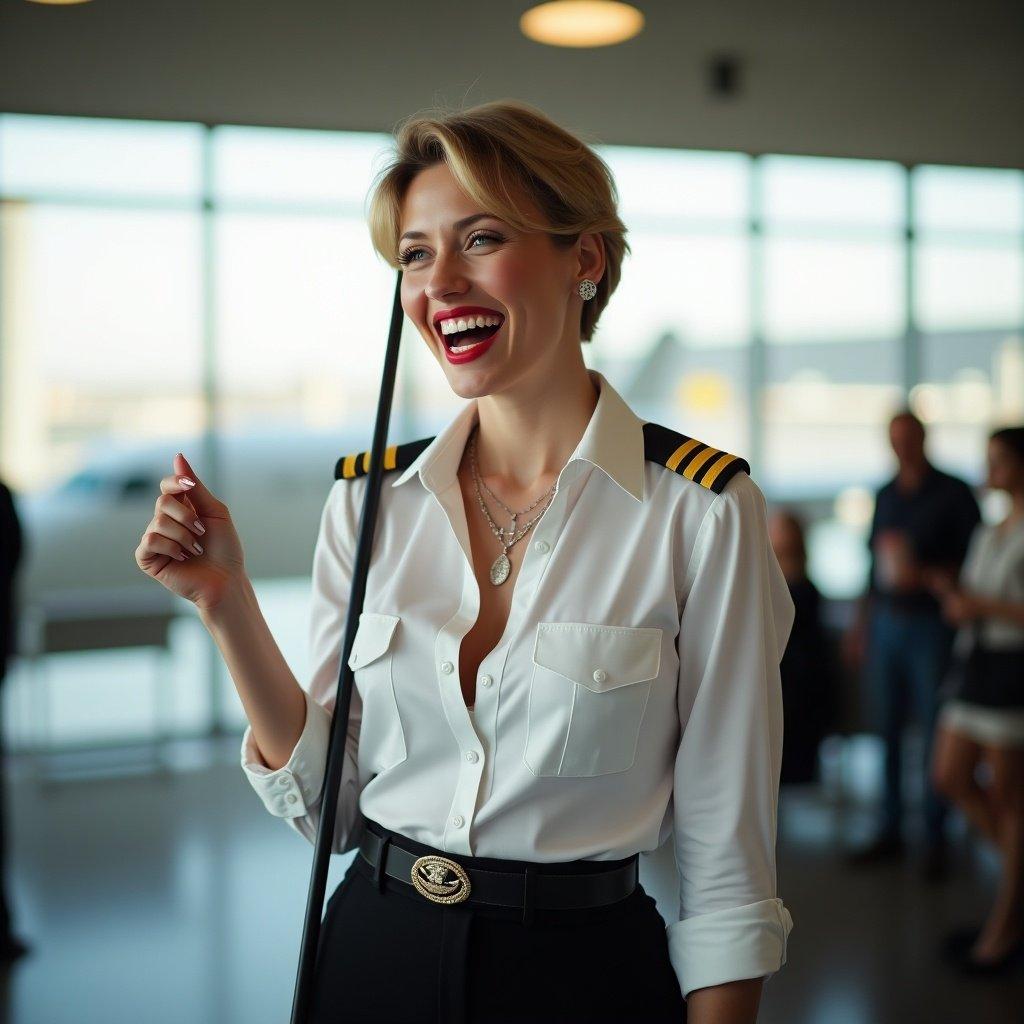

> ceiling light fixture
[520,1,644,48]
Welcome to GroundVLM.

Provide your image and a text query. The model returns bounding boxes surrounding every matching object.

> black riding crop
[289,269,404,1024]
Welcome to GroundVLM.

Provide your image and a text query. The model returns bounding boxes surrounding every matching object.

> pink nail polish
[194,520,205,535]
[179,477,196,488]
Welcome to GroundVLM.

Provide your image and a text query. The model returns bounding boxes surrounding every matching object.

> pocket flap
[347,612,400,670]
[532,622,663,692]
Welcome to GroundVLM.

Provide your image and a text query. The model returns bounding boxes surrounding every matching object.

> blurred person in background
[844,410,981,879]
[930,425,1024,974]
[769,509,835,787]
[0,478,29,962]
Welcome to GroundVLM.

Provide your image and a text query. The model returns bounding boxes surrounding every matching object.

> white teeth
[439,314,503,337]
[449,339,487,354]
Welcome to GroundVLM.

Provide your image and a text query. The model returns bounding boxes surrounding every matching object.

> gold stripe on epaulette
[701,451,738,490]
[341,444,400,479]
[682,445,720,482]
[642,420,748,493]
[666,438,702,472]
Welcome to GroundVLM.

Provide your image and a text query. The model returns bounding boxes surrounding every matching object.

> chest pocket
[524,621,663,778]
[347,612,407,773]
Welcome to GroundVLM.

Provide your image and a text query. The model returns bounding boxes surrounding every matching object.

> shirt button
[592,668,608,683]
[286,794,298,804]
[480,675,492,687]
[466,751,479,763]
[451,814,465,828]
[534,539,550,553]
[278,776,290,787]
[441,661,454,674]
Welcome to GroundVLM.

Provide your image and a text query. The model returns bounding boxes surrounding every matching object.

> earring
[577,279,597,301]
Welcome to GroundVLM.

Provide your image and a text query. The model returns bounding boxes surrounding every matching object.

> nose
[423,247,471,302]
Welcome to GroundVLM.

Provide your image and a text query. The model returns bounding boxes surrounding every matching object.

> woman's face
[397,161,598,400]
[985,438,1023,492]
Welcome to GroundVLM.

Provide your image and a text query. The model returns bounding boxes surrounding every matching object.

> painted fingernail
[179,477,196,488]
[193,520,205,535]
[192,541,204,554]
[175,552,188,561]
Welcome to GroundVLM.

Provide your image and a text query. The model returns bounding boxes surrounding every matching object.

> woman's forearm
[199,575,307,771]
[686,976,764,1024]
[976,594,1024,628]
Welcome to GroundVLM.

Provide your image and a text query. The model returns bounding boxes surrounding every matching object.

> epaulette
[642,422,750,495]
[334,436,435,480]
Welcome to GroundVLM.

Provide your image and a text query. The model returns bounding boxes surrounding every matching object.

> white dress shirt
[241,368,795,1000]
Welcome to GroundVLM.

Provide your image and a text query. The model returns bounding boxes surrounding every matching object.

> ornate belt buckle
[410,854,472,905]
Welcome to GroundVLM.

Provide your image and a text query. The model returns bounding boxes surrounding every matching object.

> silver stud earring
[577,279,597,301]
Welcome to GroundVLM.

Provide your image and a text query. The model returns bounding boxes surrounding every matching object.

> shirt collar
[391,368,647,502]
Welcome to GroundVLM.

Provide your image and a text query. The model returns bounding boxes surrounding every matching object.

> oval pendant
[489,552,511,586]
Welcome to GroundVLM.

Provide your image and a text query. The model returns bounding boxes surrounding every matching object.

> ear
[577,231,606,288]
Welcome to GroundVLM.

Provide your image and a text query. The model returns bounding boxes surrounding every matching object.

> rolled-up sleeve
[239,477,367,855]
[666,471,796,999]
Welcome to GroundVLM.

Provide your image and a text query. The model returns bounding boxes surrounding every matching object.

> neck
[898,459,929,485]
[470,364,599,493]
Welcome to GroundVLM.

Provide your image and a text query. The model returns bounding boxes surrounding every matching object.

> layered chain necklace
[468,424,557,586]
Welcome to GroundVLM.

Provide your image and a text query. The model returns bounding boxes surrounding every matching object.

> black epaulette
[642,422,750,495]
[334,436,435,481]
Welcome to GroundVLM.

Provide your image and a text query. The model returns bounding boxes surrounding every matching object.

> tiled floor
[1,740,1022,1024]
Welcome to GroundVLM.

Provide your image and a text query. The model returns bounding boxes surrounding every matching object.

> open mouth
[437,316,505,353]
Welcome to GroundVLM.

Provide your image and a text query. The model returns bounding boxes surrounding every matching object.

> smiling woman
[366,99,629,345]
[218,98,794,1024]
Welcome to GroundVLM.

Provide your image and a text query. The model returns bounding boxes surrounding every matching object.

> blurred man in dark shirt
[0,479,28,959]
[845,411,981,879]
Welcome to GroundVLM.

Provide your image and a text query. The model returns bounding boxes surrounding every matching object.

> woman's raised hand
[134,452,247,614]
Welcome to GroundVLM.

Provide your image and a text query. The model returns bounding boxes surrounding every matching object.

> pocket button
[592,668,607,684]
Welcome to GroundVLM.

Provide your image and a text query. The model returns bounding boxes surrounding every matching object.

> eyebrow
[399,213,499,243]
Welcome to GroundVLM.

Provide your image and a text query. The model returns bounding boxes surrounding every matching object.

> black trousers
[310,819,687,1024]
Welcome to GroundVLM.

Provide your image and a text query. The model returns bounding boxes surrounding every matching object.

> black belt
[357,822,638,922]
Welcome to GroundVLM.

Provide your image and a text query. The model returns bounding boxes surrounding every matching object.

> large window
[2,113,1022,748]
[760,156,907,500]
[912,165,1024,481]
[598,147,752,458]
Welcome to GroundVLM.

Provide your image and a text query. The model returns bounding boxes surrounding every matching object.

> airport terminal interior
[0,1,1023,1021]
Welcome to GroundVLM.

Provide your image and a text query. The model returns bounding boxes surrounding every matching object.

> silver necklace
[468,425,556,585]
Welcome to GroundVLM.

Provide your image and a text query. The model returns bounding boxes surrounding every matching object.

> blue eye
[397,231,503,267]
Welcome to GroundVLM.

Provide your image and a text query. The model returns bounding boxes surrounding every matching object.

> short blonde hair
[365,99,630,343]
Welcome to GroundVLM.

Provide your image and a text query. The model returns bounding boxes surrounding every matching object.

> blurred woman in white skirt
[930,425,1024,974]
